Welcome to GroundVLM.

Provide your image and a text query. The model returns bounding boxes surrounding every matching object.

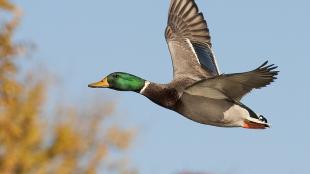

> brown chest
[142,84,180,109]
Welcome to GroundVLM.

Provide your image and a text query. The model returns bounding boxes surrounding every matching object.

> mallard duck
[89,0,278,129]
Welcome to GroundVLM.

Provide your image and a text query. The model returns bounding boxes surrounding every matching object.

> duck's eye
[113,74,119,78]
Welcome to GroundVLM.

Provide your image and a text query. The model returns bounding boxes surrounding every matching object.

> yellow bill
[88,77,109,88]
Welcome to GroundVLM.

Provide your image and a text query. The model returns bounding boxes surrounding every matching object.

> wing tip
[257,61,279,73]
[166,0,212,47]
[254,60,279,88]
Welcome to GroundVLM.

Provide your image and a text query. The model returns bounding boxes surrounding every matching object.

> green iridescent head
[88,72,145,92]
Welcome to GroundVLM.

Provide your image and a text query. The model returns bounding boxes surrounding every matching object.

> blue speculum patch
[192,42,218,75]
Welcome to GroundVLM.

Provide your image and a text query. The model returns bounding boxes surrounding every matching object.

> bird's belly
[176,95,248,127]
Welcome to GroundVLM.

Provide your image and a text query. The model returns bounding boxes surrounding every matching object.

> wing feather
[184,61,279,101]
[165,0,219,79]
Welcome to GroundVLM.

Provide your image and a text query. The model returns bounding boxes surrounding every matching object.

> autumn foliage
[0,1,135,174]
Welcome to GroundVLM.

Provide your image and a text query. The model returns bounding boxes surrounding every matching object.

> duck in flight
[88,0,278,129]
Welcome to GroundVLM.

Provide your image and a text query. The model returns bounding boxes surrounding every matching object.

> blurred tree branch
[0,1,136,174]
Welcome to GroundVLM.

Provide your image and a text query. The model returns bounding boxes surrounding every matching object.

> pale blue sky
[14,0,309,173]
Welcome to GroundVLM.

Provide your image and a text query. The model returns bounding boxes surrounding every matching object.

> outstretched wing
[184,61,279,101]
[165,0,220,80]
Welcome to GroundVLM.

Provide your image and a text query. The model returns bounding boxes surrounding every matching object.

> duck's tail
[243,117,270,129]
